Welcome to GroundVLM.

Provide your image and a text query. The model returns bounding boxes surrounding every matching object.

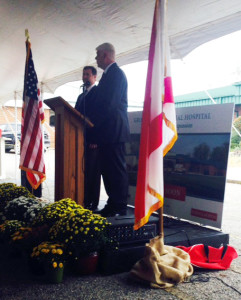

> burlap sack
[130,236,193,288]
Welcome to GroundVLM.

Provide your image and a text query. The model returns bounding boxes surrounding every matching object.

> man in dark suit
[90,43,130,217]
[75,66,101,211]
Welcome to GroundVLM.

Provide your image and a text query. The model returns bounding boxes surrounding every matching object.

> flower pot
[28,258,45,276]
[74,252,99,275]
[45,265,64,284]
[0,241,8,257]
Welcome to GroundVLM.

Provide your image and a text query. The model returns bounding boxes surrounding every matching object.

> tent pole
[14,91,18,184]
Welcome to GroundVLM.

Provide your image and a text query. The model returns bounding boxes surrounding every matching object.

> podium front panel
[55,106,85,205]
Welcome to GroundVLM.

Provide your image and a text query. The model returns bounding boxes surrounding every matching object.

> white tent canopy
[1,0,241,104]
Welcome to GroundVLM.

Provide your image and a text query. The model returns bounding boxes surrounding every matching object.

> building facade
[174,82,241,119]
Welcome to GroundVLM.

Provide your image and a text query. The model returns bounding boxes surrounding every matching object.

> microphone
[80,81,91,88]
[80,81,91,93]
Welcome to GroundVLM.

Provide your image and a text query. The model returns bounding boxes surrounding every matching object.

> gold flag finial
[25,29,30,41]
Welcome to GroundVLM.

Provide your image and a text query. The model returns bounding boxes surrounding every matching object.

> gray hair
[96,43,115,60]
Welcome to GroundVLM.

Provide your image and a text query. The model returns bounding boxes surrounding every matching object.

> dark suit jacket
[89,63,130,144]
[75,85,98,143]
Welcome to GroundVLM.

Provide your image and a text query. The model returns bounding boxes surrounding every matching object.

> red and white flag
[19,37,46,189]
[134,0,177,230]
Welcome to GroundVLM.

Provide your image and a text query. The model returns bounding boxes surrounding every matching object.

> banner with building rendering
[126,103,234,228]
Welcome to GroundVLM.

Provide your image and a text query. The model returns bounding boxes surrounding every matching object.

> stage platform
[99,206,229,274]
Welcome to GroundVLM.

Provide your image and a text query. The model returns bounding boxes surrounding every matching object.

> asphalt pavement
[0,149,240,299]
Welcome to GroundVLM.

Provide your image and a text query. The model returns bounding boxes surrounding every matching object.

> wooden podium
[44,97,93,205]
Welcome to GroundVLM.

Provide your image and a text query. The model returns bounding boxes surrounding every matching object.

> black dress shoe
[114,211,127,217]
[85,204,98,212]
[98,206,116,217]
[85,205,92,210]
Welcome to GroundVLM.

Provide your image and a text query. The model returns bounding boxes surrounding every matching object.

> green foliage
[231,116,241,149]
[233,116,241,131]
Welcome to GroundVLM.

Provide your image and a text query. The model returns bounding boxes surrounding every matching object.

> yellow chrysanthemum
[53,262,57,268]
[56,249,63,255]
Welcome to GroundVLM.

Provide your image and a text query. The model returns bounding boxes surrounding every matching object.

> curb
[227,179,241,185]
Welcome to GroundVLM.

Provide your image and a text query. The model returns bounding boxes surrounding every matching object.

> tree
[210,143,229,162]
[231,116,241,148]
[233,116,241,132]
[193,143,210,161]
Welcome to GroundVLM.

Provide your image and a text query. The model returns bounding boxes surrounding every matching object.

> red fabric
[134,0,177,230]
[19,39,46,189]
[177,244,238,270]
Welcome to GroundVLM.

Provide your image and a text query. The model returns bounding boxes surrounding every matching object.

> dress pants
[84,145,101,210]
[99,143,128,214]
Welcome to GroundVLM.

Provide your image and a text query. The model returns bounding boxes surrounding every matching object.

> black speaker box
[99,208,229,275]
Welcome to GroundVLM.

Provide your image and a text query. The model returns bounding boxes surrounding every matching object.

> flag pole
[25,29,30,42]
[159,206,164,236]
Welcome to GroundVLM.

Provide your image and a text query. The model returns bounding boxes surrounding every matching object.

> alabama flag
[134,0,177,230]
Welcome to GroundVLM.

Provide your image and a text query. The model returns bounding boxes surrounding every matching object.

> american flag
[134,0,177,230]
[19,38,46,189]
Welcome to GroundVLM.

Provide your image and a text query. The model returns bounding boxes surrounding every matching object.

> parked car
[0,123,50,153]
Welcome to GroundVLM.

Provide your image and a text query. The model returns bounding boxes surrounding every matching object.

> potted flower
[0,183,34,215]
[4,196,48,224]
[30,241,65,283]
[11,224,51,256]
[31,198,80,228]
[49,208,111,275]
[0,220,25,256]
[0,220,25,242]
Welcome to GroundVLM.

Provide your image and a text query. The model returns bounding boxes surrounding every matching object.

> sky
[6,29,241,109]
